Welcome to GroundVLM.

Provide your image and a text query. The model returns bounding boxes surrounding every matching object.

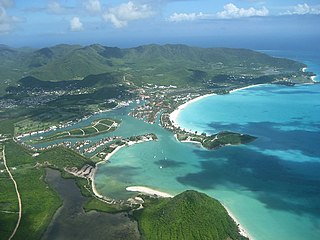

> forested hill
[134,190,248,240]
[0,43,311,94]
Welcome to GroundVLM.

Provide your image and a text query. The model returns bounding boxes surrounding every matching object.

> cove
[95,83,320,240]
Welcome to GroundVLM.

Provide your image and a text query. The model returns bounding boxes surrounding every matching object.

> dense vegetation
[134,190,247,240]
[83,198,132,213]
[202,132,257,149]
[0,140,62,240]
[0,43,310,95]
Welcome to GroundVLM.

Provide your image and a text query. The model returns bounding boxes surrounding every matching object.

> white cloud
[70,17,83,31]
[103,1,154,28]
[284,3,320,15]
[168,12,206,22]
[48,1,65,14]
[84,0,101,13]
[0,0,17,33]
[216,3,269,19]
[0,6,11,33]
[167,3,268,22]
[0,0,14,8]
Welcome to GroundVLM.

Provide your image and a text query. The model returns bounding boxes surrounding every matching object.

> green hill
[134,190,247,240]
[0,43,310,96]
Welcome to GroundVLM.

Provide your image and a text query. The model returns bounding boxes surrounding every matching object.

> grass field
[82,126,98,135]
[26,118,121,144]
[0,141,62,240]
[14,119,59,135]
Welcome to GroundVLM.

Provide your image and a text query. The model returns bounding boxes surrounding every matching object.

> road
[2,146,22,240]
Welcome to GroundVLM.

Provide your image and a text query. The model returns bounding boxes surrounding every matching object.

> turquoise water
[95,51,320,240]
[22,51,320,239]
[96,84,320,240]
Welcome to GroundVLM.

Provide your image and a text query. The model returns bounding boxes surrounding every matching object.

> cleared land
[25,118,120,144]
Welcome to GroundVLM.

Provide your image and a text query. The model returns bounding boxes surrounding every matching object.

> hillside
[134,190,247,240]
[0,44,311,95]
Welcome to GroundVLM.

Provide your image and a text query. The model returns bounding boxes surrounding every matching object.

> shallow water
[95,52,320,239]
[27,50,320,240]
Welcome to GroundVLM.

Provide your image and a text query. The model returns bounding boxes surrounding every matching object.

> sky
[0,0,319,49]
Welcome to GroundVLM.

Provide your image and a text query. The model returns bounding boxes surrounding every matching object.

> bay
[95,51,320,240]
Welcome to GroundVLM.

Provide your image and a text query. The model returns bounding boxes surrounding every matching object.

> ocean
[94,50,320,240]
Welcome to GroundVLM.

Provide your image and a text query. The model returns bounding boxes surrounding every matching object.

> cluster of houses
[81,136,121,154]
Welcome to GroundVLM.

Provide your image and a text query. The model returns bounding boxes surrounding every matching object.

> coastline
[302,66,318,82]
[91,138,155,200]
[91,144,127,199]
[229,84,266,94]
[168,84,264,240]
[169,93,217,129]
[126,186,174,198]
[224,206,253,240]
[169,84,263,131]
[126,185,251,239]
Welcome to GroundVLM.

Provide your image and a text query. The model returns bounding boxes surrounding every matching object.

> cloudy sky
[1,0,319,49]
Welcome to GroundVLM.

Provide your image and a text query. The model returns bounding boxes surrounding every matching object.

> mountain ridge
[0,43,311,96]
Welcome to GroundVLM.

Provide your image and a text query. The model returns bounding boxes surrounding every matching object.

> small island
[177,131,257,149]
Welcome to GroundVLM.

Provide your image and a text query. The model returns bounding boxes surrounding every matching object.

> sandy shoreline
[169,84,263,130]
[224,206,253,239]
[169,93,217,129]
[91,139,153,200]
[168,84,264,239]
[229,84,265,94]
[126,186,173,198]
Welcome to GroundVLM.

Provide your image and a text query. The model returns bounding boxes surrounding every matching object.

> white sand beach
[169,93,217,128]
[229,84,266,94]
[91,139,155,200]
[224,206,253,239]
[170,84,263,130]
[91,144,127,198]
[126,186,173,198]
[170,84,266,128]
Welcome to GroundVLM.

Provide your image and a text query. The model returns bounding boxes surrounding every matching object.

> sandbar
[126,186,173,198]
